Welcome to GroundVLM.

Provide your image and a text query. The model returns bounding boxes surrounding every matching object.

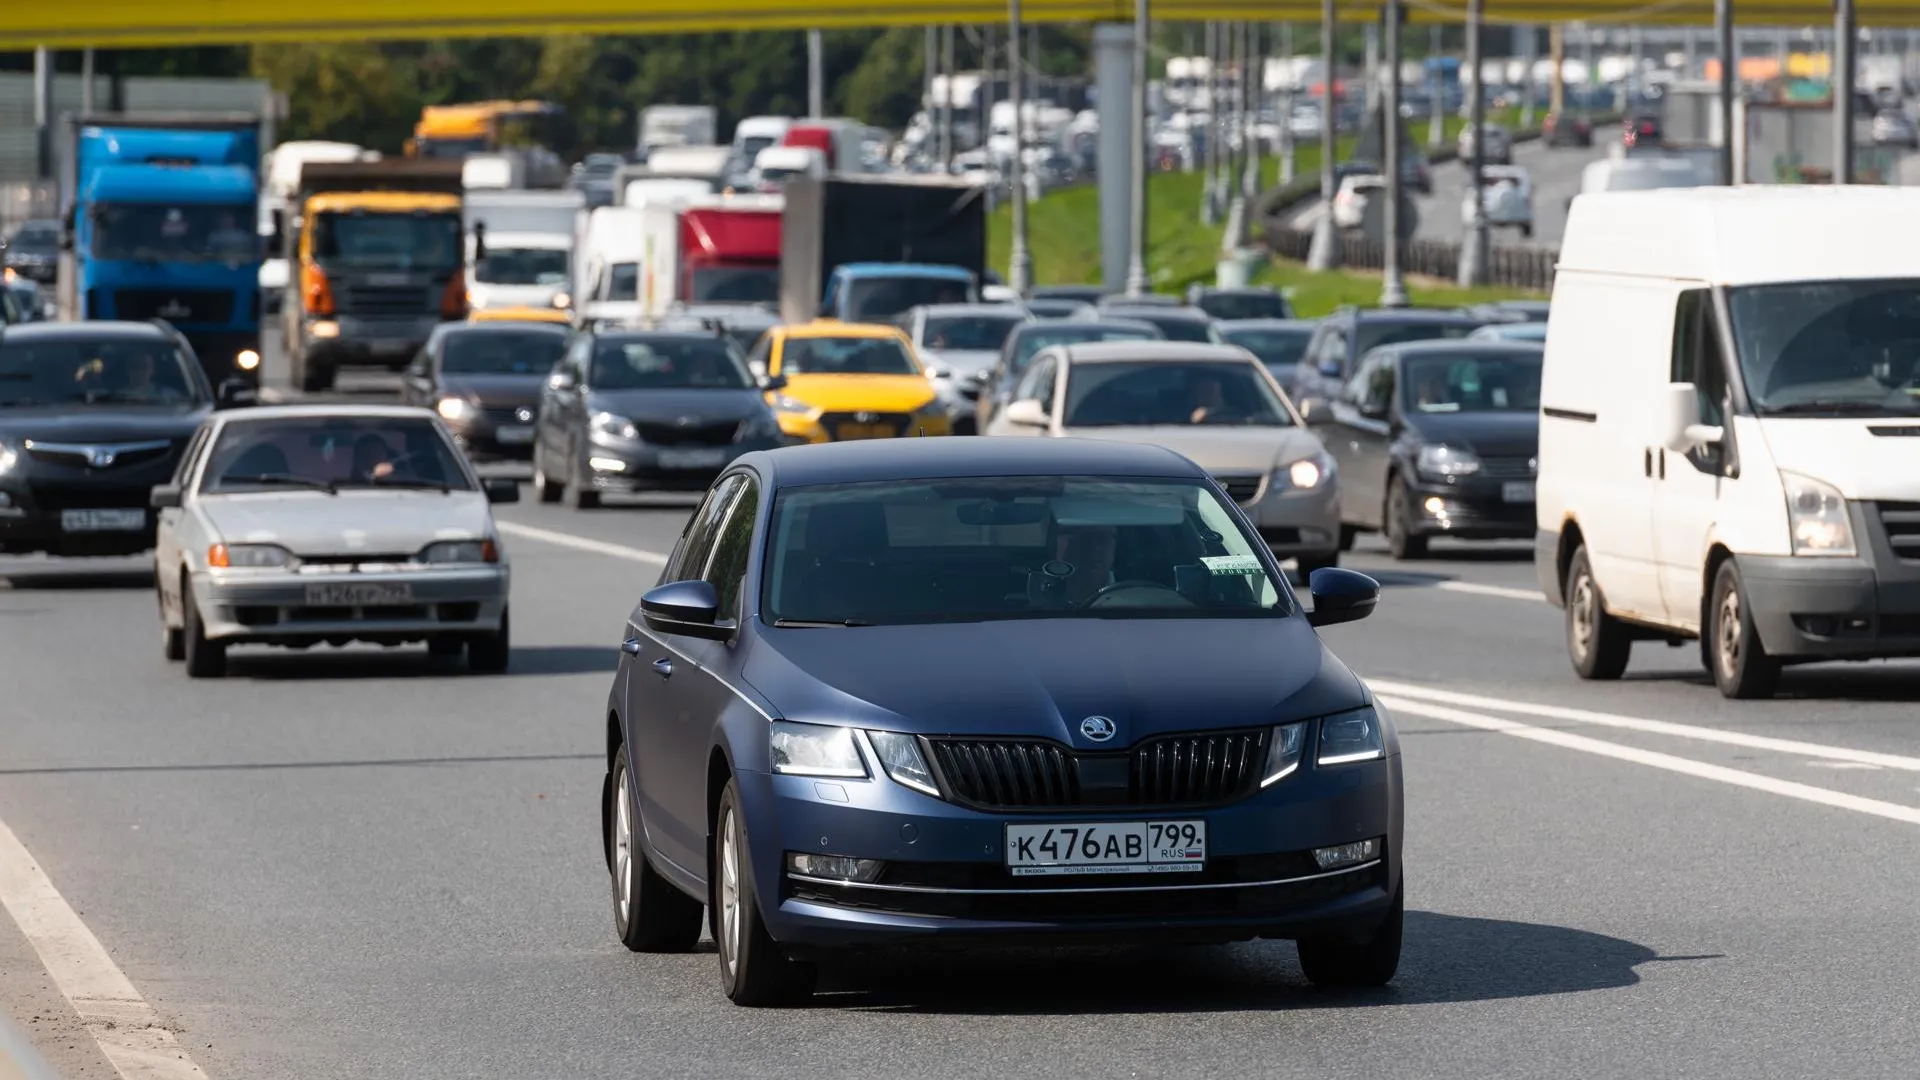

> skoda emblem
[1079,716,1117,742]
[675,415,701,427]
[514,407,533,423]
[88,448,117,468]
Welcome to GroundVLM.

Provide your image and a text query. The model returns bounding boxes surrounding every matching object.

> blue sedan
[601,437,1404,1005]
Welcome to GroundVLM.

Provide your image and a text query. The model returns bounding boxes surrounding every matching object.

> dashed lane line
[0,818,210,1080]
[1432,581,1545,603]
[496,521,668,565]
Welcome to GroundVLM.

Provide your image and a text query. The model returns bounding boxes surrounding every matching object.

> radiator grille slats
[926,730,1267,811]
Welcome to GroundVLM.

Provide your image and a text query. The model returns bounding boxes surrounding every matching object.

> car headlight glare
[1317,706,1387,765]
[1276,450,1335,493]
[552,291,571,309]
[770,393,819,416]
[866,730,938,795]
[770,721,868,778]
[436,397,477,421]
[1417,444,1481,478]
[1260,721,1309,786]
[0,440,16,475]
[207,543,293,569]
[419,539,500,564]
[591,411,639,440]
[1782,471,1856,557]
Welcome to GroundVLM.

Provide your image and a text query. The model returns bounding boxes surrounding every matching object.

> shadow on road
[1631,661,1920,702]
[227,644,618,680]
[0,567,153,591]
[812,912,1703,1014]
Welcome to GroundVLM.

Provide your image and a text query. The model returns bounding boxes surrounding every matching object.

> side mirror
[641,579,734,641]
[759,373,788,392]
[1305,567,1380,628]
[150,484,183,510]
[548,370,577,391]
[1661,382,1723,453]
[482,477,520,504]
[1003,398,1051,428]
[1358,398,1388,421]
[1317,360,1343,378]
[216,379,257,409]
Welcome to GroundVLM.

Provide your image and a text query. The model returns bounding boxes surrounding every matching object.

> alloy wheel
[1717,588,1743,679]
[614,768,633,924]
[718,807,742,978]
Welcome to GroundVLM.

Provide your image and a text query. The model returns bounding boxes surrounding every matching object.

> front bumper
[0,464,181,556]
[1739,502,1920,660]
[191,565,508,644]
[444,413,539,461]
[302,314,447,370]
[584,434,785,493]
[1233,476,1341,559]
[734,756,1402,952]
[1400,473,1536,541]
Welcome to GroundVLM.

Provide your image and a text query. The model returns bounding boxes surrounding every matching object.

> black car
[1291,308,1489,413]
[0,321,254,557]
[531,329,786,508]
[1031,284,1110,306]
[4,277,49,323]
[401,322,571,461]
[1188,285,1294,321]
[1308,340,1543,559]
[1,220,59,285]
[1097,304,1222,344]
[1217,318,1318,398]
[977,318,1164,430]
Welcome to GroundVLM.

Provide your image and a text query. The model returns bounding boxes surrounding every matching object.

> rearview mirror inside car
[1305,567,1380,628]
[641,580,735,642]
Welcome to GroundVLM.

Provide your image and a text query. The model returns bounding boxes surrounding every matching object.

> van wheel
[1710,561,1780,699]
[1564,545,1630,680]
[1384,484,1426,560]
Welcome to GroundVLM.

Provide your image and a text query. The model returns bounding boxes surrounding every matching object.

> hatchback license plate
[658,448,727,469]
[60,509,144,532]
[495,425,535,445]
[305,582,413,606]
[1004,820,1206,877]
[1502,481,1535,503]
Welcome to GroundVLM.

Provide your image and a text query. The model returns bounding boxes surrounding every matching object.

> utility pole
[1306,0,1341,271]
[1428,25,1446,149]
[940,25,956,170]
[1124,0,1151,296]
[82,49,97,115]
[1458,0,1489,288]
[1549,24,1566,116]
[1834,0,1855,184]
[1009,0,1033,295]
[1280,22,1297,184]
[34,48,54,182]
[1381,0,1408,307]
[1203,21,1221,223]
[1715,0,1735,185]
[807,30,825,119]
[1519,26,1536,128]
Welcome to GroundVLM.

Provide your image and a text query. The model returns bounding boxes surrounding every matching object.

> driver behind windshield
[1188,372,1250,425]
[1052,522,1118,607]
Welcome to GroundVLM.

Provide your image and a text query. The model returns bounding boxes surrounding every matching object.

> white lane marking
[1379,696,1920,828]
[1370,679,1920,773]
[1433,581,1546,603]
[496,521,668,565]
[1810,762,1884,771]
[0,818,210,1080]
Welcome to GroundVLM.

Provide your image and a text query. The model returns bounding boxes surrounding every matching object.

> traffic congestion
[6,19,1920,1080]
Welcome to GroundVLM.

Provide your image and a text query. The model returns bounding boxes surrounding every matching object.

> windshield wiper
[772,618,874,628]
[81,390,173,405]
[356,477,451,493]
[223,473,338,495]
[1763,400,1913,416]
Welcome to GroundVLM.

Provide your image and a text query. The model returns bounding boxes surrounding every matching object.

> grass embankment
[987,109,1542,317]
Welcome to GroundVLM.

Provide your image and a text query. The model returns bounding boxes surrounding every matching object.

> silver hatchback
[151,405,518,677]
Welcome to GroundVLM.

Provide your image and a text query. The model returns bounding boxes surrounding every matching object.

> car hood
[199,490,496,557]
[440,375,546,409]
[0,404,209,444]
[1757,417,1920,501]
[588,387,767,423]
[1401,410,1538,458]
[780,373,938,412]
[1059,424,1327,473]
[744,617,1366,741]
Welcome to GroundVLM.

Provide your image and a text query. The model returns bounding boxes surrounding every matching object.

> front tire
[1297,881,1403,989]
[182,583,226,679]
[533,444,564,504]
[467,607,511,673]
[1384,481,1427,560]
[1564,545,1631,680]
[712,780,815,1006]
[1710,560,1780,699]
[610,746,704,952]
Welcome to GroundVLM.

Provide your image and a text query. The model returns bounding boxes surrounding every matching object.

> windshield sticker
[1201,555,1263,576]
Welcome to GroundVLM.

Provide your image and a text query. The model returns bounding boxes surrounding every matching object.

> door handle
[652,657,673,678]
[1644,448,1653,477]
[1658,448,1667,479]
[620,638,642,655]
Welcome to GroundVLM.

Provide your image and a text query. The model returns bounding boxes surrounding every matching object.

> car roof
[1371,339,1545,361]
[835,262,974,280]
[214,404,440,423]
[914,303,1031,319]
[444,319,569,335]
[778,321,910,341]
[1011,317,1162,336]
[1335,307,1483,325]
[1057,341,1252,364]
[0,320,179,344]
[1101,304,1212,321]
[590,329,730,344]
[1217,318,1317,332]
[744,434,1202,488]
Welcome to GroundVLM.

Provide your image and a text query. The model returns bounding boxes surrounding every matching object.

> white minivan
[1535,186,1920,699]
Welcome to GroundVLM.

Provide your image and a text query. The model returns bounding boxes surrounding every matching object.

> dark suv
[0,321,253,556]
[1290,308,1489,414]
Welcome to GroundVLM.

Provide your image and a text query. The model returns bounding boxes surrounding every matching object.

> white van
[1536,186,1920,699]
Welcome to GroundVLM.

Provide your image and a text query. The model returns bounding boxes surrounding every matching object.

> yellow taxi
[468,306,574,326]
[748,321,951,442]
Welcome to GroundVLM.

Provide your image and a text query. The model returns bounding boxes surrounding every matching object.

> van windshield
[1728,279,1920,416]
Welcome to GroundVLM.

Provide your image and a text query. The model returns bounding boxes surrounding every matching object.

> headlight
[770,393,819,416]
[1274,450,1335,493]
[866,730,938,795]
[1260,721,1309,786]
[0,439,16,474]
[1416,444,1481,478]
[436,397,477,421]
[207,543,293,569]
[770,721,867,778]
[1317,706,1386,766]
[1782,471,1856,557]
[419,539,500,564]
[552,291,571,309]
[591,411,639,440]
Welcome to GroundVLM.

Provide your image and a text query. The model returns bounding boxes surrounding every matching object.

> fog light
[236,349,261,371]
[309,320,340,339]
[1311,837,1381,871]
[1422,496,1446,516]
[786,853,885,883]
[588,456,627,473]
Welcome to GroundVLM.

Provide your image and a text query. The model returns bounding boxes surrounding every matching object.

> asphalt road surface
[7,343,1920,1079]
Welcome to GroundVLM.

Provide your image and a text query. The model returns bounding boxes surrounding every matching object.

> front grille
[481,406,537,425]
[1214,474,1263,504]
[24,441,175,470]
[634,419,741,447]
[1879,502,1920,560]
[113,288,234,324]
[336,285,432,316]
[819,411,910,440]
[926,729,1270,812]
[1477,455,1537,479]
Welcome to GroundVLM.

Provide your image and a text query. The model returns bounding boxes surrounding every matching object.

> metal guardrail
[1267,224,1559,292]
[0,1012,66,1080]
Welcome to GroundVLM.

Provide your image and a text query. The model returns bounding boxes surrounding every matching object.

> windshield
[1401,351,1543,413]
[842,276,975,322]
[690,267,779,304]
[738,136,779,160]
[763,476,1292,626]
[1356,319,1478,355]
[606,263,639,302]
[9,223,57,250]
[923,314,1026,352]
[1198,293,1289,321]
[92,204,258,264]
[311,211,462,270]
[780,336,920,376]
[1064,361,1294,428]
[1728,279,1920,416]
[1008,325,1161,377]
[475,247,570,286]
[440,329,568,375]
[1223,328,1313,370]
[590,338,753,390]
[0,337,202,407]
[201,416,472,493]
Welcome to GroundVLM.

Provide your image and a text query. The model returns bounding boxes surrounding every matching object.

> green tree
[249,44,419,149]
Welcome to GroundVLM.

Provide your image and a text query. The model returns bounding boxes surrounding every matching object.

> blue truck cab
[65,114,264,386]
[819,262,978,324]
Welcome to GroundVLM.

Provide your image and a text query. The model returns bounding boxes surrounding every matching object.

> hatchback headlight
[1274,450,1335,494]
[770,393,819,416]
[419,539,500,564]
[770,721,867,778]
[436,397,477,421]
[1417,444,1480,478]
[208,543,293,569]
[866,730,938,795]
[1317,706,1386,765]
[1782,471,1856,557]
[1261,721,1309,786]
[591,411,639,440]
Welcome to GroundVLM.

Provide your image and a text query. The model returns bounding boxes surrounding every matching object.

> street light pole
[1381,0,1409,307]
[1715,0,1735,185]
[1306,0,1341,271]
[1428,25,1445,149]
[1203,20,1220,223]
[1458,0,1489,288]
[1834,0,1856,184]
[1280,22,1297,184]
[1009,0,1033,296]
[1124,0,1152,295]
[807,30,825,119]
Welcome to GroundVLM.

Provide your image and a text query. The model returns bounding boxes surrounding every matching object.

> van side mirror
[1305,567,1380,628]
[1003,398,1050,428]
[1660,382,1723,452]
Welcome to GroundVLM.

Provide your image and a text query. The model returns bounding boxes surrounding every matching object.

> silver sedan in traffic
[151,405,519,678]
